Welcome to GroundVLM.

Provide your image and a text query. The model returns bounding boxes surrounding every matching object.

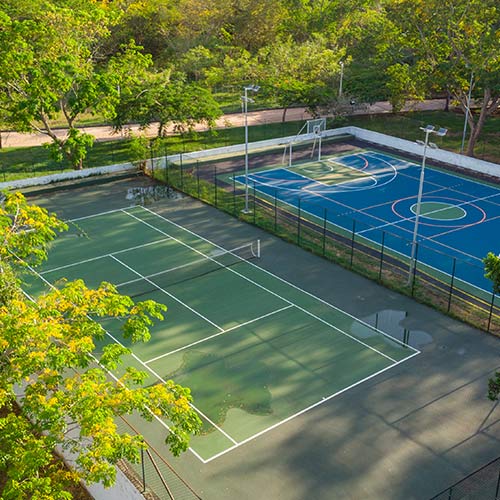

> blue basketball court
[236,150,500,292]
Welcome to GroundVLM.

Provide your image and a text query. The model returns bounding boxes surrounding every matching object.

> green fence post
[149,142,154,177]
[297,197,302,245]
[411,243,419,297]
[487,292,496,333]
[350,219,356,269]
[141,448,146,493]
[233,173,236,215]
[447,258,457,313]
[253,181,256,224]
[214,166,218,208]
[180,153,184,190]
[196,160,200,199]
[378,231,386,281]
[164,140,168,185]
[274,189,278,232]
[322,208,327,256]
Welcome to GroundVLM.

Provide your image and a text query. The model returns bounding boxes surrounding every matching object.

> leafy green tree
[382,0,500,156]
[0,192,201,498]
[484,252,500,295]
[113,71,222,138]
[0,1,120,169]
[484,252,500,402]
[257,36,343,120]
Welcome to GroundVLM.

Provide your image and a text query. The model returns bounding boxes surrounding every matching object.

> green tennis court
[22,205,419,462]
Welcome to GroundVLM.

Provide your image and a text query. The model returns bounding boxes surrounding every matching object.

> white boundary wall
[0,161,137,191]
[84,466,145,500]
[1,126,499,191]
[334,126,500,179]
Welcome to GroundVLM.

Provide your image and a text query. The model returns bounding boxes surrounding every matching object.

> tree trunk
[465,88,499,157]
[281,107,288,123]
[444,90,450,112]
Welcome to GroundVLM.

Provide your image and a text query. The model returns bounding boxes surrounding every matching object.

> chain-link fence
[149,138,499,336]
[430,456,500,500]
[115,417,202,500]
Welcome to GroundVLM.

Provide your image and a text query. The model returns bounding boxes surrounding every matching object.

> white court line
[40,238,171,275]
[137,205,419,353]
[356,189,500,264]
[203,349,420,463]
[145,304,294,364]
[109,254,224,332]
[48,206,421,462]
[131,206,417,357]
[426,213,500,243]
[70,207,127,222]
[126,208,397,362]
[15,254,213,461]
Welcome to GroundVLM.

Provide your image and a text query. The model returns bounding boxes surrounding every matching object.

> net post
[256,239,261,258]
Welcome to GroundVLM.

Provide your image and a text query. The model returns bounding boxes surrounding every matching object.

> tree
[257,36,344,121]
[0,1,128,169]
[382,0,500,155]
[484,252,500,402]
[484,252,500,295]
[0,192,201,498]
[113,71,222,138]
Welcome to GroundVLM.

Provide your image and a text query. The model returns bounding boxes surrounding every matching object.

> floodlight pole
[242,85,259,214]
[339,61,344,98]
[407,125,447,285]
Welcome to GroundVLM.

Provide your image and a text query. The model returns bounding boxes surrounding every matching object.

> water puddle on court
[361,309,433,348]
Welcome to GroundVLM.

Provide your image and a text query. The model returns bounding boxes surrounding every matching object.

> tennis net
[116,240,260,299]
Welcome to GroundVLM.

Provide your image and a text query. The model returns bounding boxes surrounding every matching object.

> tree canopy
[0,0,499,157]
[0,192,201,498]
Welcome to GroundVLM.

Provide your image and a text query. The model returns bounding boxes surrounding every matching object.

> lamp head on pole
[244,84,260,93]
[420,125,435,133]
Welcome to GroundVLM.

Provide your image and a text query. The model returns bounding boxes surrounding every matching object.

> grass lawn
[343,110,500,163]
[1,111,499,182]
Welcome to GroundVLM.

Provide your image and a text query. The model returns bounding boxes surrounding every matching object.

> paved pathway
[1,99,447,149]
